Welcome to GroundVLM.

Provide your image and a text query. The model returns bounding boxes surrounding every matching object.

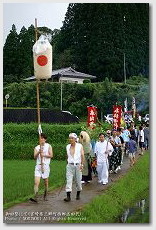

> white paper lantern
[33,35,52,80]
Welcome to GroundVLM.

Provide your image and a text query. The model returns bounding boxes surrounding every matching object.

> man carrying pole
[30,133,53,202]
[30,18,53,202]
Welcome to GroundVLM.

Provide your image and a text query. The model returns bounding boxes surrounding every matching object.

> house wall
[59,76,84,84]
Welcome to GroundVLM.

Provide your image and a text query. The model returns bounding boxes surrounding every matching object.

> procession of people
[30,120,149,203]
[62,121,149,202]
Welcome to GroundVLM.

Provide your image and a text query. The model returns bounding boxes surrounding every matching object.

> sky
[3,2,69,43]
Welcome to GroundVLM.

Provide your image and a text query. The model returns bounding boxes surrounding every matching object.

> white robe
[94,140,113,184]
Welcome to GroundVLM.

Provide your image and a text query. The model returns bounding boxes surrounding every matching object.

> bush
[83,79,91,83]
[4,80,149,118]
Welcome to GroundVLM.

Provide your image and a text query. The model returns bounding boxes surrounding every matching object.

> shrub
[83,79,91,83]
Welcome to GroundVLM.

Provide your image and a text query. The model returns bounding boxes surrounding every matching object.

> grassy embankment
[62,151,150,223]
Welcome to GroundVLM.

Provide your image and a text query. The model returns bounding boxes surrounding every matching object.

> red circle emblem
[37,55,48,66]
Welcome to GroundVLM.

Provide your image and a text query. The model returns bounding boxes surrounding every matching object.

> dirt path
[3,153,141,224]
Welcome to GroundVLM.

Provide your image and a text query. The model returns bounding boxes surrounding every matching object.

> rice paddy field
[3,160,66,209]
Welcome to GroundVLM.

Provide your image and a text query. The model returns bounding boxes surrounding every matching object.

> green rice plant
[4,122,111,160]
[3,160,66,209]
[3,123,82,160]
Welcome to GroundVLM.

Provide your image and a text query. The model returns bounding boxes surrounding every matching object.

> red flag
[87,106,97,129]
[113,105,122,129]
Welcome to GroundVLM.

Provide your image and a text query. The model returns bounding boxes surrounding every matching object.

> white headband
[69,133,77,139]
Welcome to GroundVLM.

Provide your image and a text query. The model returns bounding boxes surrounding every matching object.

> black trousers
[82,160,92,181]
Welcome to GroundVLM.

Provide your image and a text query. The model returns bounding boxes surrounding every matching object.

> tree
[3,25,55,83]
[3,25,19,77]
[56,3,149,82]
[16,26,33,78]
[3,4,149,84]
[92,78,116,114]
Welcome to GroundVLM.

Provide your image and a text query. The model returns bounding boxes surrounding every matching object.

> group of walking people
[30,122,149,203]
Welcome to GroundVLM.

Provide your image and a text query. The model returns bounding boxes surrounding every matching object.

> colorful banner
[113,105,122,129]
[87,106,97,129]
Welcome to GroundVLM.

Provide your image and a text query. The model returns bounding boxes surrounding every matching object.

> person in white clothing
[30,133,53,203]
[64,133,85,202]
[138,126,145,155]
[94,133,114,185]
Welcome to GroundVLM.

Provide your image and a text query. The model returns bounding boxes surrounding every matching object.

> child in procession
[127,135,137,166]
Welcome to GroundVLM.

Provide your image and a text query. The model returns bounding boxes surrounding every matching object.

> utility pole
[124,52,126,84]
[60,80,63,111]
[123,15,126,84]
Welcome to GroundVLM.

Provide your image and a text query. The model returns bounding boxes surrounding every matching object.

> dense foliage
[3,3,149,85]
[57,3,149,82]
[4,76,149,117]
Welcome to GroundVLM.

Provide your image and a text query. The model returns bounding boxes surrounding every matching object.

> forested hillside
[3,3,149,84]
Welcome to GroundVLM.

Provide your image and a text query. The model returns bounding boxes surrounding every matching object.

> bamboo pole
[35,18,38,42]
[35,18,44,173]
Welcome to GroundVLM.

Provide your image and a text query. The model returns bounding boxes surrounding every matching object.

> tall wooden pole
[60,80,63,111]
[35,18,40,124]
[35,18,38,42]
[35,18,44,173]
